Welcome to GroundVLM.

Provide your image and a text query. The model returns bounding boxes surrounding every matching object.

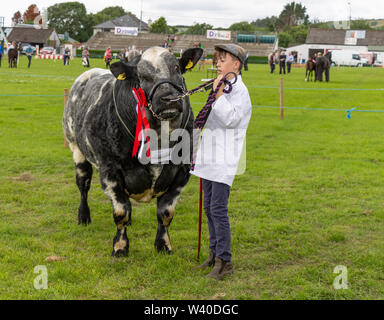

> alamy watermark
[34,265,48,290]
[136,122,247,175]
[333,265,348,290]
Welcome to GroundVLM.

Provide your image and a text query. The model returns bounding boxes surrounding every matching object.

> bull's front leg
[155,166,190,254]
[100,169,132,257]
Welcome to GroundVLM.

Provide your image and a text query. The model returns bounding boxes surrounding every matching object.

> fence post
[280,78,284,120]
[64,88,69,148]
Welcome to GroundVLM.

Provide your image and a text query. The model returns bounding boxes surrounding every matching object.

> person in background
[125,48,130,62]
[286,51,294,73]
[268,51,276,74]
[64,47,71,66]
[244,52,249,71]
[0,40,3,67]
[198,49,207,72]
[279,50,287,75]
[119,49,125,62]
[104,47,112,68]
[8,41,16,51]
[25,44,34,68]
[82,47,90,68]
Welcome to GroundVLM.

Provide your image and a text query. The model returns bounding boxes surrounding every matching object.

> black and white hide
[63,46,203,256]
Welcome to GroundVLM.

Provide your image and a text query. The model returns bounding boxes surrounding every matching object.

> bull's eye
[175,65,180,73]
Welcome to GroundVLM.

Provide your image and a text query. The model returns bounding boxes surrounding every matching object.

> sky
[1,0,384,28]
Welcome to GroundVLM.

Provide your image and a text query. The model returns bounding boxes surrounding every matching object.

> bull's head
[110,47,203,127]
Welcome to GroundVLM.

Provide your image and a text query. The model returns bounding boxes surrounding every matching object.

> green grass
[1,55,384,299]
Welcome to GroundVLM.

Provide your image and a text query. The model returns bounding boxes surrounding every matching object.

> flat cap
[214,43,247,64]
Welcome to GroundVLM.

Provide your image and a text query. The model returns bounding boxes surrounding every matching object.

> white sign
[344,37,357,45]
[346,30,366,39]
[115,27,138,36]
[207,30,231,41]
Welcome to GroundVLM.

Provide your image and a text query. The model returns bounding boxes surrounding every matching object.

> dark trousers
[270,62,275,73]
[287,62,292,73]
[27,55,32,68]
[0,54,2,67]
[279,62,286,74]
[202,179,231,262]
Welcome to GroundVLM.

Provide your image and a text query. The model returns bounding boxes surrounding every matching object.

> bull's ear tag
[117,73,126,80]
[186,60,194,70]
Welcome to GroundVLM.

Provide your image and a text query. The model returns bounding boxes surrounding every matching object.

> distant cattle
[63,46,202,256]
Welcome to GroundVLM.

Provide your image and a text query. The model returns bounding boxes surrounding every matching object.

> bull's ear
[179,48,203,74]
[110,61,137,81]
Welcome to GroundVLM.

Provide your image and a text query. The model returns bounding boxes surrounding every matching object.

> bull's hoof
[111,248,129,257]
[154,240,172,255]
[78,203,91,225]
[78,216,91,225]
[112,232,129,257]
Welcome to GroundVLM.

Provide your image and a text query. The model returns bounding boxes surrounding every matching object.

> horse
[305,56,316,82]
[8,43,21,68]
[315,52,332,82]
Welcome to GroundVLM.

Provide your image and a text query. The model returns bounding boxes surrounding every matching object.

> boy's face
[216,51,240,76]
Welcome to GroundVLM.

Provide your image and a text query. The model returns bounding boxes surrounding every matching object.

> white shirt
[191,75,252,186]
[287,54,294,63]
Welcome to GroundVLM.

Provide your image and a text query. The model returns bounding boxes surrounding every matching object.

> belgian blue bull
[63,47,202,256]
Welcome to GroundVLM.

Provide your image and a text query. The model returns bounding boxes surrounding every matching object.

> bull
[63,47,202,256]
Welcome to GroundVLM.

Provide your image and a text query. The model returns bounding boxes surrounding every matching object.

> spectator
[286,52,294,73]
[82,47,90,68]
[0,40,3,67]
[64,47,71,66]
[104,47,112,68]
[125,48,130,61]
[198,50,207,72]
[25,44,34,68]
[268,51,276,74]
[244,52,249,71]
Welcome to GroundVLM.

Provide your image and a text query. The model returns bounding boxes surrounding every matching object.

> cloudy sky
[2,0,384,28]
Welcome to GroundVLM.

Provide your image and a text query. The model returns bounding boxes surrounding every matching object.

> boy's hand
[213,74,224,99]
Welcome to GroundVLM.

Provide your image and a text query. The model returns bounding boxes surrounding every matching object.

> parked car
[40,47,54,54]
[21,45,36,55]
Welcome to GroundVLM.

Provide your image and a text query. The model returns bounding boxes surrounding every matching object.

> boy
[191,44,252,280]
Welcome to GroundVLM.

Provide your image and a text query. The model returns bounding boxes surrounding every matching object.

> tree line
[11,1,381,46]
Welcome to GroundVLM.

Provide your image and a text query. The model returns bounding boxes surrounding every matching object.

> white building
[287,28,384,65]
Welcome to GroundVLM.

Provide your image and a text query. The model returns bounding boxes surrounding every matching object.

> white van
[330,50,369,67]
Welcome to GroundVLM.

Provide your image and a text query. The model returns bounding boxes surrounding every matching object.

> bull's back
[63,68,113,143]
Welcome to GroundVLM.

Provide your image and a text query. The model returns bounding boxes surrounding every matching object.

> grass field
[1,55,384,300]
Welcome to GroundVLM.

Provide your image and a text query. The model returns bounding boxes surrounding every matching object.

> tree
[12,11,23,25]
[278,31,292,48]
[252,16,279,32]
[288,24,308,44]
[277,1,309,31]
[23,4,42,25]
[229,21,255,33]
[149,17,169,34]
[88,6,126,27]
[351,20,372,30]
[184,23,213,35]
[47,2,91,42]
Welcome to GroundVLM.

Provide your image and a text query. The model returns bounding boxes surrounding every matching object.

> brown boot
[198,251,215,269]
[207,257,234,281]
